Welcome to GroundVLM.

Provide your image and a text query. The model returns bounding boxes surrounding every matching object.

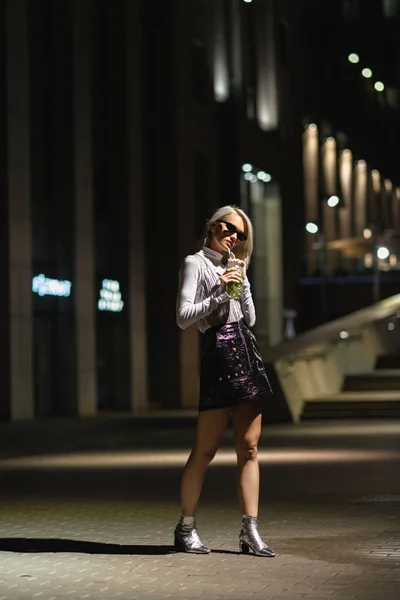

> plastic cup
[226,259,244,300]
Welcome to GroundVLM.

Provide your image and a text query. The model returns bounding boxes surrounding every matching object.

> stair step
[343,370,400,391]
[376,354,400,370]
[302,392,400,420]
[303,408,400,419]
[310,391,400,402]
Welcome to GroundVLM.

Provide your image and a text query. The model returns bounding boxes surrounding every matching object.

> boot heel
[240,517,276,558]
[174,535,183,550]
[239,541,250,554]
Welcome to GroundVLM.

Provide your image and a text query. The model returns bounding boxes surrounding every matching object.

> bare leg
[232,401,275,557]
[232,400,262,516]
[180,407,230,516]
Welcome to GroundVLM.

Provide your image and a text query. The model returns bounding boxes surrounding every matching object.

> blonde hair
[199,205,254,267]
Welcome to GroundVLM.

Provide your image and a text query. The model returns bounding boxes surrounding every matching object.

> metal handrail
[265,294,400,362]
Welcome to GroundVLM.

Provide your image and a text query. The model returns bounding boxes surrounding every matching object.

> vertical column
[231,0,243,98]
[251,180,283,348]
[339,149,353,239]
[126,0,148,412]
[73,0,97,416]
[394,188,400,231]
[303,124,319,273]
[354,160,368,237]
[256,0,278,131]
[0,0,9,420]
[383,179,393,231]
[322,137,338,243]
[371,169,382,228]
[213,0,229,102]
[51,2,77,416]
[264,183,283,346]
[251,182,269,349]
[6,0,34,420]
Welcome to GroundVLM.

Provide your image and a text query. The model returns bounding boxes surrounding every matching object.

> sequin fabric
[199,320,273,411]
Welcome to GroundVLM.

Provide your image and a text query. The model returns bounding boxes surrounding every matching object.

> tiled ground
[0,419,400,599]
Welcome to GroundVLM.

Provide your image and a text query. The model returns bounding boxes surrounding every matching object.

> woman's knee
[192,445,218,465]
[236,441,258,462]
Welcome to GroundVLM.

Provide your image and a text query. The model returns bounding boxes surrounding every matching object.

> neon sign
[98,279,124,312]
[32,274,72,297]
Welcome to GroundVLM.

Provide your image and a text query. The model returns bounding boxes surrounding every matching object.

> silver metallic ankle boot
[174,521,211,554]
[239,516,275,557]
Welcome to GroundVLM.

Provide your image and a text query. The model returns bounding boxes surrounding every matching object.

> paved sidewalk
[0,419,400,600]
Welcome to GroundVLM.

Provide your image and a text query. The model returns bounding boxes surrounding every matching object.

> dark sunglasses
[217,220,247,242]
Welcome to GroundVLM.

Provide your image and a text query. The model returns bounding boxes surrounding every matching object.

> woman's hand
[220,259,247,291]
[220,269,242,291]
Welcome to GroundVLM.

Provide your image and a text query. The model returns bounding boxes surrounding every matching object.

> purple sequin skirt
[199,320,273,411]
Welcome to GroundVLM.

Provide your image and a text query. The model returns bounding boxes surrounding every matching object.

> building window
[342,0,360,21]
[383,0,400,17]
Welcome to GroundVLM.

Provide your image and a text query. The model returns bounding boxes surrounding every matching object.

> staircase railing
[264,294,400,422]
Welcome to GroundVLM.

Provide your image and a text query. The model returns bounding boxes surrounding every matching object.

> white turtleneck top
[176,247,256,333]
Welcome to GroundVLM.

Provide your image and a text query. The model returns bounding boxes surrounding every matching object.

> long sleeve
[176,256,230,330]
[240,278,256,328]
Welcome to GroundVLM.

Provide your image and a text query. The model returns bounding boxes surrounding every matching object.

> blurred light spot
[363,228,372,240]
[362,68,373,79]
[377,247,389,260]
[364,253,373,268]
[257,171,272,183]
[375,81,385,92]
[389,254,397,267]
[327,195,339,207]
[348,53,360,64]
[306,222,318,234]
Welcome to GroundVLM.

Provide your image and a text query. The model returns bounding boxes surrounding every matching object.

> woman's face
[209,212,246,255]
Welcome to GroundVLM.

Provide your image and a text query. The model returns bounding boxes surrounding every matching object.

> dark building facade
[1,0,146,420]
[300,0,400,329]
[8,0,400,420]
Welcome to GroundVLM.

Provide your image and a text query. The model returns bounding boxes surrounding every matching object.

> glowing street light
[377,247,389,260]
[306,222,319,234]
[257,171,272,183]
[362,68,373,79]
[348,53,360,64]
[327,195,339,207]
[374,81,385,92]
[242,163,253,172]
[244,173,257,183]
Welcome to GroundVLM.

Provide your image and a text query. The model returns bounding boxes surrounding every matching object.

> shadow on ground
[0,537,242,557]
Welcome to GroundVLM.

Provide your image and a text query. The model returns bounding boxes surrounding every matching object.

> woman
[174,205,275,557]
